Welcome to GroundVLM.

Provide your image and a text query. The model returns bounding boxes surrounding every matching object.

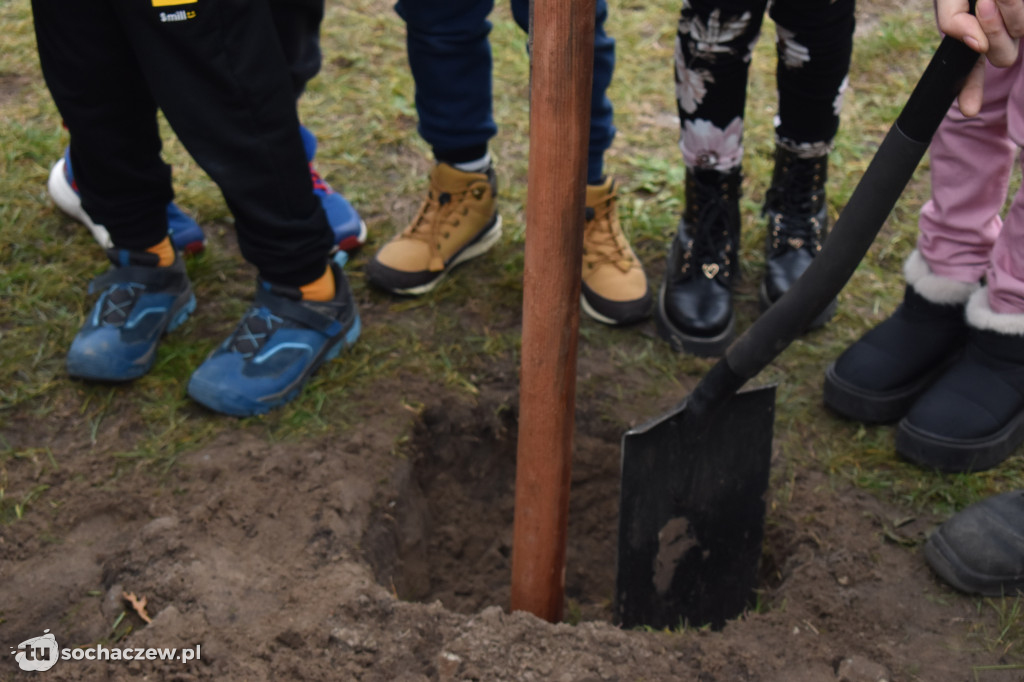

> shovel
[615,28,982,630]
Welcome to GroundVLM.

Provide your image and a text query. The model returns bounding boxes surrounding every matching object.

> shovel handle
[687,28,981,421]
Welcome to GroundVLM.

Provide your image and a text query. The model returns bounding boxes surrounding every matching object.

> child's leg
[658,0,765,354]
[986,54,1024,314]
[118,0,333,287]
[34,0,194,382]
[889,55,1024,473]
[509,0,616,183]
[822,49,1017,428]
[917,59,1018,285]
[757,0,853,317]
[674,0,767,171]
[769,0,855,149]
[987,158,1024,313]
[269,0,325,99]
[395,0,496,161]
[32,0,170,251]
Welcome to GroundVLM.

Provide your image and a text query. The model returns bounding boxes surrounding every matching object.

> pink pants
[917,50,1024,313]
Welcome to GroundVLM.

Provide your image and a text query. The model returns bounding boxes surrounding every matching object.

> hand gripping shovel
[615,28,981,630]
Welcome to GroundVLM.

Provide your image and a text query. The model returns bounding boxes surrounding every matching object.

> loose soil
[3,276,1022,682]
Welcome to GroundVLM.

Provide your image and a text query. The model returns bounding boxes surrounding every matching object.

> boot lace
[765,157,826,253]
[583,189,634,272]
[402,181,482,271]
[679,176,736,280]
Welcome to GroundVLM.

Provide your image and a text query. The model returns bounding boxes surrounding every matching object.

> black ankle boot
[760,146,834,328]
[656,167,742,356]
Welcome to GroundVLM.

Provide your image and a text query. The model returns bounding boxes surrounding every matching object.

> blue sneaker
[299,125,367,253]
[48,148,207,255]
[187,253,360,417]
[67,250,196,382]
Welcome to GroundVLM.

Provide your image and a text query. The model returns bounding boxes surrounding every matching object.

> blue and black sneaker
[48,148,207,255]
[186,253,360,417]
[67,249,196,382]
[300,125,368,253]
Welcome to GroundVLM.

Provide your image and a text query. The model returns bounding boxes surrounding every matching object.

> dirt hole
[364,394,626,621]
[363,393,790,623]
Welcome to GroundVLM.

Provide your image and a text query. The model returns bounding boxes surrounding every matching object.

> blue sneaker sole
[187,314,361,417]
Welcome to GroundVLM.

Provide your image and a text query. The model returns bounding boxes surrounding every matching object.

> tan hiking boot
[366,163,502,295]
[580,177,651,325]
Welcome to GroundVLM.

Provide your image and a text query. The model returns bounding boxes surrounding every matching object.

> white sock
[452,153,491,174]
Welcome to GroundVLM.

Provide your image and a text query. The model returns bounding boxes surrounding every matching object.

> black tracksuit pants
[32,0,334,287]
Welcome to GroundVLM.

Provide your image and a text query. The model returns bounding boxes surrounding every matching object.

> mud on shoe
[300,125,367,253]
[366,163,502,295]
[896,287,1024,473]
[824,250,975,423]
[656,168,742,356]
[580,177,651,325]
[48,147,206,255]
[925,490,1024,596]
[67,249,195,382]
[187,254,360,417]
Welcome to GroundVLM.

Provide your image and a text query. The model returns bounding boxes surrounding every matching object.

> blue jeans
[395,0,616,183]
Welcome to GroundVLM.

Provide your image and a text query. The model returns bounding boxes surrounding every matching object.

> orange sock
[146,236,176,267]
[300,266,335,302]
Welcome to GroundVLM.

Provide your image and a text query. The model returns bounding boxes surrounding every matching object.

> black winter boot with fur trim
[824,250,975,423]
[897,287,1024,473]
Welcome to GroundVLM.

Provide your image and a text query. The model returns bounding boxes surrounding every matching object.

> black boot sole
[655,284,734,357]
[758,280,836,331]
[822,359,951,424]
[896,409,1024,473]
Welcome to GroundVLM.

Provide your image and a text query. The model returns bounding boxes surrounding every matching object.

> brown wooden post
[510,0,596,622]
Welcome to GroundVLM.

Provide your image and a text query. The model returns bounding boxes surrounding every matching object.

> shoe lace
[682,176,735,276]
[402,182,479,270]
[765,157,825,249]
[309,163,333,195]
[226,307,283,359]
[583,189,634,272]
[98,284,142,326]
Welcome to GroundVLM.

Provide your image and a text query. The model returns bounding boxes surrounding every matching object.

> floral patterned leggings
[675,0,855,172]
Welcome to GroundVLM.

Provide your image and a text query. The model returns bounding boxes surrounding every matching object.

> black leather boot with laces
[656,167,742,356]
[761,146,835,328]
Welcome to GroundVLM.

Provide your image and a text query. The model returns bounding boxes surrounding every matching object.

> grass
[2,0,1024,653]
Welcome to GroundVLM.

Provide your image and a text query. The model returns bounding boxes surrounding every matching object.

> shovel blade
[615,385,776,630]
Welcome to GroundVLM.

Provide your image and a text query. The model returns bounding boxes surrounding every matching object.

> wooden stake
[510,0,596,623]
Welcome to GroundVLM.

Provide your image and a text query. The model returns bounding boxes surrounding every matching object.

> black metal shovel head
[615,384,776,630]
